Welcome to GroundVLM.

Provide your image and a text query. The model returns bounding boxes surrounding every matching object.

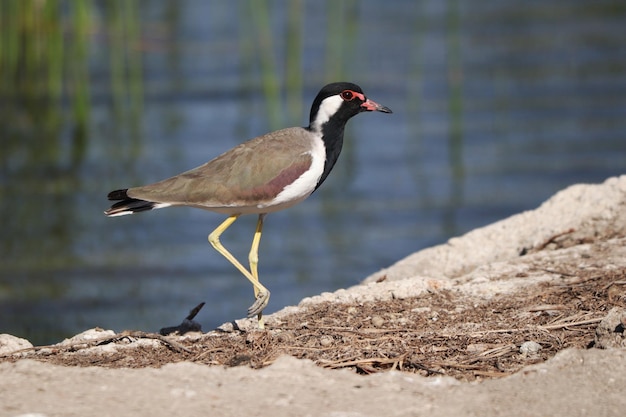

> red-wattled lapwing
[105,82,392,329]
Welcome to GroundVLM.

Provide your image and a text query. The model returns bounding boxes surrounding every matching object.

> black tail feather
[105,189,157,216]
[108,188,130,200]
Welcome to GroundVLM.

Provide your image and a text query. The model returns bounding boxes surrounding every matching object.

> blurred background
[1,0,625,345]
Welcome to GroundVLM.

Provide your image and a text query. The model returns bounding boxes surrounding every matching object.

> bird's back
[126,127,319,213]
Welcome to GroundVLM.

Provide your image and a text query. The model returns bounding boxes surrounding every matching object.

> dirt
[5,264,625,382]
[1,176,625,417]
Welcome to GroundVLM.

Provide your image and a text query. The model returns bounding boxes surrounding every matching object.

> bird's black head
[307,82,392,193]
[308,82,392,132]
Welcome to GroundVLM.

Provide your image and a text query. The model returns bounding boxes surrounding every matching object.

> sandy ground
[1,175,625,417]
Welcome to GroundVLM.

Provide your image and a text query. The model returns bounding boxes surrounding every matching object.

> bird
[104,82,392,329]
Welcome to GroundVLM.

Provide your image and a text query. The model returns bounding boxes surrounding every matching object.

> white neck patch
[311,95,343,133]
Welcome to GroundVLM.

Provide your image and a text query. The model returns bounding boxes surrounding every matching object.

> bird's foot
[247,290,270,318]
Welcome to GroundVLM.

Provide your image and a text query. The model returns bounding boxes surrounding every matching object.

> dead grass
[5,265,625,382]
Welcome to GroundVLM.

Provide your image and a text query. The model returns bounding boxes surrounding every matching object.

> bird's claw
[247,290,270,318]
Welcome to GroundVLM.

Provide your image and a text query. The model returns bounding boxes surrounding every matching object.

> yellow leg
[248,214,266,329]
[208,215,270,324]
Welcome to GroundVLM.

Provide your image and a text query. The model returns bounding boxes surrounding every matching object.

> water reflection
[1,1,625,345]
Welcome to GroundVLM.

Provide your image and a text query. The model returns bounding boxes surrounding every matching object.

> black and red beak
[361,98,392,113]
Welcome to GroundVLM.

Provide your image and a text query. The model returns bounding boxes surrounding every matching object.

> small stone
[60,328,115,345]
[371,315,385,327]
[320,335,334,347]
[519,341,542,357]
[594,307,626,349]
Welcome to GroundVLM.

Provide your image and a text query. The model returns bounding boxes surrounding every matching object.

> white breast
[259,130,326,211]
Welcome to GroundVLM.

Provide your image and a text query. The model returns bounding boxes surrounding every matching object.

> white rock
[520,341,542,356]
[59,328,116,345]
[0,334,33,355]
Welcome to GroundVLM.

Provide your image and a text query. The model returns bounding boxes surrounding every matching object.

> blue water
[1,1,625,345]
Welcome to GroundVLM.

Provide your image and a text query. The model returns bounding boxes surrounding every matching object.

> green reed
[0,0,143,138]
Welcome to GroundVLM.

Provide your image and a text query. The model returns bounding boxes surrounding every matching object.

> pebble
[371,315,385,327]
[320,335,334,347]
[519,341,542,356]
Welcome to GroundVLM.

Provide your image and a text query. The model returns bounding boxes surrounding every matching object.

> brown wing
[127,127,314,209]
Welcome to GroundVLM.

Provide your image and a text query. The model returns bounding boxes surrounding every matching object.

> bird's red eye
[341,90,354,101]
